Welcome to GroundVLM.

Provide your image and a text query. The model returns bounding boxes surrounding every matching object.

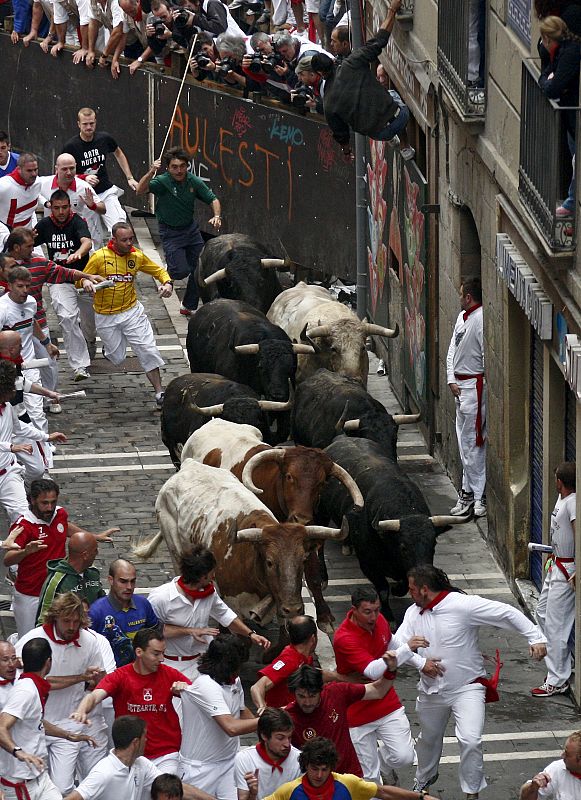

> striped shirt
[16,257,78,328]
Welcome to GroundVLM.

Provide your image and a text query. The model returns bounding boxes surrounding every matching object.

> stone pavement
[0,219,579,799]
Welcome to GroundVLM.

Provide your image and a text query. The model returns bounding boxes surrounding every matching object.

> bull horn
[392,413,421,425]
[258,379,294,411]
[343,419,360,431]
[190,400,224,417]
[363,322,400,338]
[242,449,286,494]
[292,343,316,354]
[236,527,264,542]
[305,521,348,541]
[329,464,364,509]
[377,519,401,531]
[260,258,287,269]
[429,513,472,526]
[306,324,332,338]
[202,268,227,286]
[234,344,260,354]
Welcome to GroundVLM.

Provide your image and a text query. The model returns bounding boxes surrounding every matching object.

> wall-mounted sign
[565,334,581,400]
[508,0,532,47]
[496,233,552,340]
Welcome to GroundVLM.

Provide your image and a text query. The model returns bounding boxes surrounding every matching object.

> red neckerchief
[463,303,482,322]
[0,403,6,416]
[0,354,23,366]
[300,773,335,800]
[177,576,215,600]
[0,678,14,686]
[134,3,143,21]
[472,649,503,703]
[569,770,581,780]
[107,239,137,255]
[419,590,450,615]
[50,210,74,227]
[548,40,560,62]
[19,672,51,713]
[42,622,81,647]
[9,169,30,188]
[256,742,288,773]
[51,176,77,191]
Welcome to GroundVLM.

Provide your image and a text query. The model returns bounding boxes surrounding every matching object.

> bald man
[0,641,18,711]
[35,530,107,625]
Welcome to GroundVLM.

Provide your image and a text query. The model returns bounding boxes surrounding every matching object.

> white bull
[267,282,399,386]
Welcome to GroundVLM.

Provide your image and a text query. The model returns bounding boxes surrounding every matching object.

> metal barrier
[437,0,485,116]
[518,60,576,252]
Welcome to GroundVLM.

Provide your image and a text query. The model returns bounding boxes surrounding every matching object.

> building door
[530,334,544,589]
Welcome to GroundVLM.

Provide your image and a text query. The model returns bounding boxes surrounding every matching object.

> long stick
[158,33,199,159]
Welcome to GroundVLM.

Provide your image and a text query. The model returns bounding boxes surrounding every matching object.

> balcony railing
[518,61,576,252]
[437,0,486,117]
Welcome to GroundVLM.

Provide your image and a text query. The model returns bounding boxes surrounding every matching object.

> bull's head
[338,401,421,461]
[235,519,348,620]
[233,340,311,403]
[241,446,363,524]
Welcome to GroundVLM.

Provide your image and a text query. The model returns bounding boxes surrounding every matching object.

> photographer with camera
[213,33,263,91]
[189,30,219,80]
[272,31,329,90]
[145,0,187,58]
[291,54,323,114]
[241,31,293,102]
[168,0,245,41]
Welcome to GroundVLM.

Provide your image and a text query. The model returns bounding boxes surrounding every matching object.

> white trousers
[96,186,127,234]
[455,382,486,500]
[179,756,236,800]
[536,563,575,686]
[1,771,61,800]
[48,284,93,372]
[96,302,164,374]
[76,718,109,778]
[12,437,48,485]
[349,706,415,783]
[12,589,40,639]
[415,683,487,795]
[33,330,59,394]
[22,367,47,435]
[0,462,29,524]
[46,733,83,794]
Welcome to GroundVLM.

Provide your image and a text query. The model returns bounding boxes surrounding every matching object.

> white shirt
[0,680,15,711]
[551,493,576,562]
[37,174,101,245]
[75,749,161,800]
[0,174,42,229]
[0,677,48,781]
[16,626,104,726]
[88,0,123,28]
[148,579,237,658]
[446,306,484,385]
[52,0,90,25]
[536,759,581,799]
[84,628,116,729]
[0,405,49,471]
[0,294,38,362]
[395,592,546,695]
[180,673,244,762]
[235,745,302,796]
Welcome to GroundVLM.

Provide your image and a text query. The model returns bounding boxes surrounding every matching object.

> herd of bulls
[138,233,470,643]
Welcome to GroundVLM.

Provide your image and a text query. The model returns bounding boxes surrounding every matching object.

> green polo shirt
[149,171,217,228]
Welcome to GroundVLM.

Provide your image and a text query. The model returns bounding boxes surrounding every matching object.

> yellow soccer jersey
[264,774,378,800]
[82,245,171,315]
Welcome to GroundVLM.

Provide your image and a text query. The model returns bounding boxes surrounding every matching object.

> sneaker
[474,499,487,517]
[531,680,570,697]
[49,403,62,414]
[400,146,416,161]
[387,134,401,149]
[155,392,165,410]
[412,773,439,792]
[74,367,90,382]
[556,205,574,218]
[179,305,195,317]
[450,490,474,515]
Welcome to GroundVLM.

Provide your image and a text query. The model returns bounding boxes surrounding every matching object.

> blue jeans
[159,220,204,310]
[372,91,410,142]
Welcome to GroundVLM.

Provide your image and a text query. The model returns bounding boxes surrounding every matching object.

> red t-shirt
[259,645,314,708]
[13,508,68,596]
[333,610,401,726]
[97,663,190,759]
[286,682,366,775]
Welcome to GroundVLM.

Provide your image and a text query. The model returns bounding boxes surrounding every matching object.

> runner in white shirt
[0,642,19,712]
[175,634,258,799]
[394,564,547,799]
[235,708,301,800]
[446,277,486,517]
[520,732,581,799]
[0,637,95,800]
[0,154,42,232]
[16,593,106,796]
[533,462,577,697]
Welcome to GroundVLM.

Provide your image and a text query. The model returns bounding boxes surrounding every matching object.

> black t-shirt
[61,131,119,194]
[35,213,92,269]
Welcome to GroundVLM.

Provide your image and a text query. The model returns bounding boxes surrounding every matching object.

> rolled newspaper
[77,278,115,294]
[58,390,87,399]
[22,358,51,369]
[527,543,553,554]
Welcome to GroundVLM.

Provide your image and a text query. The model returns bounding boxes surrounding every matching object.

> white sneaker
[74,367,90,382]
[450,490,474,515]
[49,403,62,414]
[474,500,487,517]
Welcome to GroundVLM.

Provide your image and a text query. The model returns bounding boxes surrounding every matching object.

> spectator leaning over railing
[51,0,90,60]
[214,32,263,91]
[10,0,49,44]
[291,54,324,114]
[174,0,245,39]
[84,0,124,68]
[329,23,350,61]
[108,0,149,78]
[538,15,581,218]
[273,30,329,90]
[21,0,55,50]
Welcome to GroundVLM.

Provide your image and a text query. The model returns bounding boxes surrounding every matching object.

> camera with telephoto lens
[291,84,314,111]
[261,51,284,74]
[151,18,166,36]
[247,52,265,73]
[215,56,237,75]
[192,53,212,69]
[174,8,191,27]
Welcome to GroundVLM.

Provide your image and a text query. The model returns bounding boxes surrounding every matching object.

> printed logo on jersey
[110,274,135,283]
[57,523,65,533]
[302,728,317,740]
[143,688,153,701]
[272,660,286,671]
[328,708,339,724]
[127,259,136,270]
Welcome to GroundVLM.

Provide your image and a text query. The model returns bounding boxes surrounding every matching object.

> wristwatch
[12,746,22,756]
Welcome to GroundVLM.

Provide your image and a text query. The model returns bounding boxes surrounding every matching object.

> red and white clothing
[532,758,581,799]
[0,171,42,230]
[536,491,577,687]
[235,744,301,798]
[15,626,105,795]
[148,578,237,680]
[333,611,415,782]
[0,678,15,711]
[286,682,366,776]
[259,644,314,708]
[395,591,546,795]
[446,304,486,501]
[38,174,103,248]
[179,673,245,799]
[96,662,188,761]
[0,676,61,800]
[10,506,68,637]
